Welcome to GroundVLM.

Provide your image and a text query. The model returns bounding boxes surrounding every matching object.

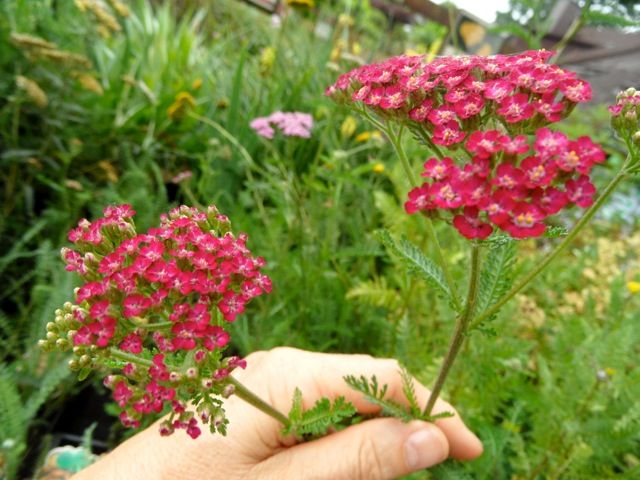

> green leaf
[284,390,357,439]
[376,229,454,306]
[400,367,421,418]
[344,374,413,422]
[474,239,517,321]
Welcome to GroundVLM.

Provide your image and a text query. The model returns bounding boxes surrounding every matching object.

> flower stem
[471,163,630,329]
[423,244,481,417]
[387,127,462,311]
[108,348,291,428]
[227,377,291,427]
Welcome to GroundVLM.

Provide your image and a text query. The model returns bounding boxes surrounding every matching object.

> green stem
[227,377,291,427]
[471,164,629,329]
[424,244,481,417]
[108,348,290,428]
[387,127,462,310]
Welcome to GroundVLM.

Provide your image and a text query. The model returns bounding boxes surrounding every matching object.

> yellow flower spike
[259,47,276,77]
[372,163,385,174]
[340,116,357,139]
[77,73,104,95]
[351,42,362,56]
[16,75,48,108]
[627,281,640,293]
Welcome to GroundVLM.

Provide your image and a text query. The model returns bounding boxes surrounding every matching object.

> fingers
[252,418,449,480]
[240,347,482,461]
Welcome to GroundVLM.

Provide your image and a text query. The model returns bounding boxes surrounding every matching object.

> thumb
[255,419,450,480]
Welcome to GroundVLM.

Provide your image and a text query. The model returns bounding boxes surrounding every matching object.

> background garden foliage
[0,0,638,478]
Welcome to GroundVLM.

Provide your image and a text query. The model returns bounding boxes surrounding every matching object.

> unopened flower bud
[624,110,637,123]
[68,359,80,370]
[633,131,640,146]
[73,345,85,355]
[38,339,50,351]
[221,384,235,398]
[46,331,58,341]
[54,308,63,317]
[46,322,57,332]
[103,375,116,387]
[213,413,225,427]
[159,420,174,436]
[199,406,211,423]
[79,354,91,366]
[201,378,213,389]
[55,338,70,351]
[625,87,636,97]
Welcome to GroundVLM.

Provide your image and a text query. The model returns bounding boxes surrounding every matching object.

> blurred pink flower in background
[250,111,313,139]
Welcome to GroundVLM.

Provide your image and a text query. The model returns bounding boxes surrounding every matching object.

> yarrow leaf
[344,374,413,422]
[400,367,421,418]
[375,229,455,308]
[474,238,518,323]
[284,388,357,439]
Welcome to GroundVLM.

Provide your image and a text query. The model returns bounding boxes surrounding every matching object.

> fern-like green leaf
[376,229,454,306]
[474,239,517,321]
[344,374,413,422]
[285,392,357,438]
[346,277,402,310]
[400,367,421,418]
[24,360,71,422]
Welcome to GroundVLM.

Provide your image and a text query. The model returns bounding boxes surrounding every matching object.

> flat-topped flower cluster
[326,50,606,239]
[41,205,272,437]
[406,128,604,239]
[326,50,591,142]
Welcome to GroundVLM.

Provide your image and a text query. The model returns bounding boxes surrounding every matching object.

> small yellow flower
[355,131,382,143]
[167,91,196,119]
[191,78,203,90]
[627,281,640,293]
[604,367,616,376]
[372,163,385,173]
[340,116,357,139]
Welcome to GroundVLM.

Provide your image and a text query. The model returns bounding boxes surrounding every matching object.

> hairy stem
[423,244,481,417]
[108,348,290,427]
[471,163,630,329]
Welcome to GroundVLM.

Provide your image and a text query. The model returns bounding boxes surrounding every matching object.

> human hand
[73,347,483,480]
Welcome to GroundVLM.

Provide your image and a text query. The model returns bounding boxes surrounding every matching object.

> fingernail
[404,427,448,470]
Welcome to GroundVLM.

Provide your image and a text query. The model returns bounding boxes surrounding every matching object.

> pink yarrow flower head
[250,111,313,139]
[404,128,606,239]
[42,204,272,438]
[326,50,592,145]
[327,50,607,241]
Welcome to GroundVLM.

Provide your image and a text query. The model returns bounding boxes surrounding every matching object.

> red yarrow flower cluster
[48,204,272,437]
[326,50,592,146]
[405,128,604,239]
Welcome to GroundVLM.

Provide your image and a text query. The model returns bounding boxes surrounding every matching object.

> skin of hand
[73,347,483,480]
